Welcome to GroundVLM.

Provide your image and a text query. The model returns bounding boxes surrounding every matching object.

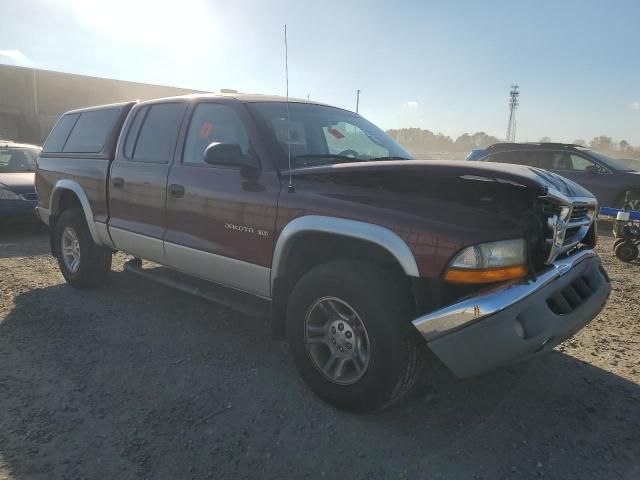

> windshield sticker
[199,123,213,139]
[327,127,345,139]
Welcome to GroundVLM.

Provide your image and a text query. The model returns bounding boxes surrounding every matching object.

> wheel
[55,208,112,288]
[613,238,626,249]
[614,241,639,263]
[286,260,423,412]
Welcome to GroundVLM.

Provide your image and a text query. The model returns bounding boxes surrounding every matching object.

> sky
[1,0,639,144]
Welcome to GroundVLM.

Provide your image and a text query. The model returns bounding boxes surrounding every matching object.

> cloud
[630,101,640,111]
[0,50,32,66]
[404,101,419,108]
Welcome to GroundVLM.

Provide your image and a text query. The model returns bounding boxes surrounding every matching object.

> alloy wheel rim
[304,296,371,385]
[61,226,81,273]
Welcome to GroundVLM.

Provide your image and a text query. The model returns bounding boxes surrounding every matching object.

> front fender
[270,215,420,296]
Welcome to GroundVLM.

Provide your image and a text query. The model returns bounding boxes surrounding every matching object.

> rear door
[108,101,187,263]
[163,100,280,297]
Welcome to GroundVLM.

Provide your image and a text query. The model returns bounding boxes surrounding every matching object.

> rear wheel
[55,208,112,288]
[614,241,639,263]
[286,260,424,411]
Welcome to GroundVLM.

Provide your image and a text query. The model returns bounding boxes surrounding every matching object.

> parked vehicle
[467,143,640,210]
[0,141,40,222]
[464,147,486,161]
[36,95,611,411]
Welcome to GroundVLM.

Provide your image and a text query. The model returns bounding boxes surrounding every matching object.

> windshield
[0,147,39,173]
[247,102,413,169]
[588,150,635,171]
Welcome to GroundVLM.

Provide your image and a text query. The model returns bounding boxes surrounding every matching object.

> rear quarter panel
[37,157,110,223]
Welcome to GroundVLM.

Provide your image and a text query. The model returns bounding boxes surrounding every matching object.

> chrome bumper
[413,249,601,342]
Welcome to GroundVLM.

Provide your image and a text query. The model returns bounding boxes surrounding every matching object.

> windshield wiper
[367,156,411,161]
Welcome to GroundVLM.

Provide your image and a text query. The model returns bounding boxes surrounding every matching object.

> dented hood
[289,160,595,201]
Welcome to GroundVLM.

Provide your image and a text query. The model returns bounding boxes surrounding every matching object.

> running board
[123,258,270,319]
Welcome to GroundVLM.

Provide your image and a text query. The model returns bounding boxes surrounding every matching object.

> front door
[108,101,187,263]
[164,101,280,297]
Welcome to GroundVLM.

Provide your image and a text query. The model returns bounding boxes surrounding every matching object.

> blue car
[0,141,41,222]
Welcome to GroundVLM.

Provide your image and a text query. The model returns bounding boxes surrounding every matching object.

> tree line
[386,128,640,160]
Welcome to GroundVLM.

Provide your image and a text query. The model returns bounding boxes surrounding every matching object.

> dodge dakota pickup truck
[36,94,611,411]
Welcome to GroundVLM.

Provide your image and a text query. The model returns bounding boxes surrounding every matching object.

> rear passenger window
[63,108,120,153]
[483,151,554,169]
[42,113,79,153]
[126,103,185,163]
[482,152,524,164]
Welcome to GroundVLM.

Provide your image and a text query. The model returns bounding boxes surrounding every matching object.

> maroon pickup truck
[36,94,611,411]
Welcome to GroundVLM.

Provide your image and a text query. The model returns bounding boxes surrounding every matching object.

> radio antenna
[284,24,294,193]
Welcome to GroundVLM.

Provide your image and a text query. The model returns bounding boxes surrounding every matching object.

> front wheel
[286,260,423,411]
[55,208,112,288]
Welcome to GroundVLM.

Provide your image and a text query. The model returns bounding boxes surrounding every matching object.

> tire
[54,208,112,288]
[286,259,423,412]
[614,241,639,263]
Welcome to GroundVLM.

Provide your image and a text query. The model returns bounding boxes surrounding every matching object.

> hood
[289,160,595,202]
[0,172,36,195]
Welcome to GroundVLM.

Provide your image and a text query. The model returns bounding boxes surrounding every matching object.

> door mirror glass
[204,142,258,169]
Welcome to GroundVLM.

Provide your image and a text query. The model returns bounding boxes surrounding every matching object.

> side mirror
[203,142,258,169]
[585,165,601,175]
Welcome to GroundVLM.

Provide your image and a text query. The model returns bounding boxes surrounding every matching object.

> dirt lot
[0,224,638,480]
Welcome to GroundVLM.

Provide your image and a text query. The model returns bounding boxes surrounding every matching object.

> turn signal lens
[445,239,528,284]
[445,264,527,284]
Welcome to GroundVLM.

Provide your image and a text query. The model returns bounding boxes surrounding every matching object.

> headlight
[445,239,527,284]
[0,188,19,200]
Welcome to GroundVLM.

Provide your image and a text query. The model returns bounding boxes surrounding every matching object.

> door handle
[168,183,185,198]
[112,177,125,188]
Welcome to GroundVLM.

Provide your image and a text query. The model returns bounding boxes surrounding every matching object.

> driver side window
[322,121,388,158]
[183,103,250,165]
[569,154,602,172]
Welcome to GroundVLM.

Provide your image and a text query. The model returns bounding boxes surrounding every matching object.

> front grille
[546,275,594,315]
[20,193,37,201]
[570,204,589,222]
[539,198,595,264]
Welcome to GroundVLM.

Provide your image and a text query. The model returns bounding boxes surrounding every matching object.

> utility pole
[505,85,519,142]
[355,89,361,113]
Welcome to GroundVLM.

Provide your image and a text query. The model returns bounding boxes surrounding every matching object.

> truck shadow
[0,271,638,479]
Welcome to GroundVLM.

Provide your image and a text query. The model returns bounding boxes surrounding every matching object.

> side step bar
[123,258,270,319]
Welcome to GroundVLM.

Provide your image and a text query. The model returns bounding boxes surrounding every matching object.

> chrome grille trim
[541,193,597,265]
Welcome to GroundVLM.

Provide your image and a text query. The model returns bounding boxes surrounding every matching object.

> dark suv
[469,143,640,210]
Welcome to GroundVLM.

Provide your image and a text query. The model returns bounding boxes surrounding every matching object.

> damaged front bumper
[412,249,611,378]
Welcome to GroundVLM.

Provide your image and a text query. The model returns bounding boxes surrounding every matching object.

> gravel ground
[0,223,638,480]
